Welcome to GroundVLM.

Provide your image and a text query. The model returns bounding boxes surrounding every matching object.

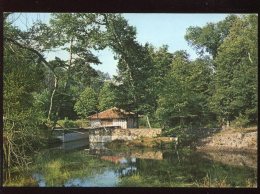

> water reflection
[51,138,89,151]
[202,151,257,169]
[4,140,257,187]
[64,170,119,187]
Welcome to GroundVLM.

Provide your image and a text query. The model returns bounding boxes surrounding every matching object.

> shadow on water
[50,138,89,151]
[3,138,257,187]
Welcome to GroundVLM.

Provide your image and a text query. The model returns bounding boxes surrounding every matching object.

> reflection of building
[88,107,138,129]
[131,151,163,160]
[98,149,163,163]
[100,156,127,164]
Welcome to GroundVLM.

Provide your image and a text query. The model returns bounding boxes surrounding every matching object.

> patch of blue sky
[7,13,230,76]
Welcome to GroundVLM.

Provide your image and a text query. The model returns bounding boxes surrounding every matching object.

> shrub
[138,117,148,128]
[231,114,250,128]
[75,119,90,128]
[57,117,78,128]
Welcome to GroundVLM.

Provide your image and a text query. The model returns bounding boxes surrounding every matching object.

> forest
[3,13,258,171]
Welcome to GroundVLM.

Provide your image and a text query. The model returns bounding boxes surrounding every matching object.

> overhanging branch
[4,37,55,73]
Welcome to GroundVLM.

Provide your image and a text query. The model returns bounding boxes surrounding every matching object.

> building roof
[88,107,135,119]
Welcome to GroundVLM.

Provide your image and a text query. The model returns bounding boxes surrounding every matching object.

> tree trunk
[64,37,74,92]
[47,75,58,122]
[146,115,151,129]
[135,113,139,128]
[226,120,230,128]
[248,52,253,64]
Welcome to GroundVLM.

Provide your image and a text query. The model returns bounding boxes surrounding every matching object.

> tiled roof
[88,107,135,119]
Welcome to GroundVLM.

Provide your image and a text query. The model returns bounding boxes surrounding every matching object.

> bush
[138,117,149,128]
[204,121,219,129]
[231,114,250,128]
[75,119,90,128]
[138,116,161,128]
[162,126,200,147]
[57,117,78,128]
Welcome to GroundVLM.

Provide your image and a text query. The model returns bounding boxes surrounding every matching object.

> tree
[156,51,213,127]
[133,44,174,127]
[102,14,156,116]
[3,13,108,171]
[4,13,105,124]
[3,22,46,169]
[45,13,104,121]
[147,44,173,101]
[209,14,258,126]
[98,82,117,111]
[90,70,111,93]
[74,87,98,118]
[185,15,238,60]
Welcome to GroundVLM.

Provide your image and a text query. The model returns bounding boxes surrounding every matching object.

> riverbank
[196,127,257,153]
[106,136,176,149]
[106,127,257,153]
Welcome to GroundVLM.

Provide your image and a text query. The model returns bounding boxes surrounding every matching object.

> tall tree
[4,13,106,124]
[156,51,213,127]
[46,13,103,120]
[98,82,117,111]
[185,15,238,60]
[147,44,173,100]
[210,14,258,126]
[102,14,156,116]
[74,87,98,118]
[3,20,46,169]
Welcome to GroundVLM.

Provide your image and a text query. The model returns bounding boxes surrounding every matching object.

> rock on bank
[197,127,257,153]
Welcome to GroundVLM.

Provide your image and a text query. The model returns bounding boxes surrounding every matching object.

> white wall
[90,120,102,127]
[91,118,132,129]
[113,119,127,129]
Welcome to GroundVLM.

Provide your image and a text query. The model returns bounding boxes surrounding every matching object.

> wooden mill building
[88,107,138,129]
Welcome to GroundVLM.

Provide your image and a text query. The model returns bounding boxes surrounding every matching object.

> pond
[3,139,257,187]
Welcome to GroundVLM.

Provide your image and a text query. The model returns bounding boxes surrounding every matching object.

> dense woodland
[3,13,257,169]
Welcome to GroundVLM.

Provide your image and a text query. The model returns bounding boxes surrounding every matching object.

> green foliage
[98,82,117,111]
[209,14,258,126]
[104,14,157,116]
[184,14,257,128]
[4,149,115,187]
[156,51,213,128]
[3,142,257,187]
[138,117,149,128]
[74,87,98,117]
[74,119,90,128]
[32,89,51,118]
[185,14,238,59]
[3,13,258,173]
[57,117,79,128]
[3,31,47,169]
[231,114,250,128]
[147,44,173,95]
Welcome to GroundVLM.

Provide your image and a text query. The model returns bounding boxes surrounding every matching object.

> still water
[4,139,257,187]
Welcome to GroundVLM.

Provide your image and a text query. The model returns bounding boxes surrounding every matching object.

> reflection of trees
[6,147,257,187]
[30,149,116,186]
[119,149,257,187]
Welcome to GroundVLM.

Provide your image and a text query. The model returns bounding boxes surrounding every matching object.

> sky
[9,13,230,76]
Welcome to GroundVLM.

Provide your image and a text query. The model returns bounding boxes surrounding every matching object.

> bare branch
[248,52,253,64]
